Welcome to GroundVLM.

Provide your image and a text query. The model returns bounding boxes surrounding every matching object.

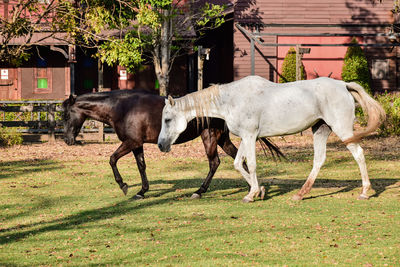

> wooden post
[251,38,255,75]
[68,45,76,95]
[98,122,104,142]
[98,59,104,92]
[296,45,311,81]
[197,46,210,90]
[296,45,301,81]
[48,103,55,143]
[197,45,204,90]
[188,53,195,92]
[97,59,104,142]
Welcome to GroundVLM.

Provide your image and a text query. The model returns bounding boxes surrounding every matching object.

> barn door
[0,68,19,100]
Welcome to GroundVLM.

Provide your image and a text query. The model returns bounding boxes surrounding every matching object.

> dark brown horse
[62,89,283,199]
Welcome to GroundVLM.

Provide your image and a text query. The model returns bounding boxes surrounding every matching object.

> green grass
[0,139,400,266]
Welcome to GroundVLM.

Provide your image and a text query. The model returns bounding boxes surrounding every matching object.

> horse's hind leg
[346,143,370,200]
[293,121,331,201]
[110,141,134,195]
[330,122,370,199]
[132,146,148,199]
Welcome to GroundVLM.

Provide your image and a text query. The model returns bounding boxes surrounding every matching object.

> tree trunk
[153,10,171,96]
[158,78,168,96]
[153,49,170,96]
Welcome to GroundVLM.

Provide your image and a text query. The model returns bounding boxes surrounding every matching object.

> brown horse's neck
[76,101,113,125]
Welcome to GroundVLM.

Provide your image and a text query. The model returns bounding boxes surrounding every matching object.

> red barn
[233,0,399,91]
[0,0,398,100]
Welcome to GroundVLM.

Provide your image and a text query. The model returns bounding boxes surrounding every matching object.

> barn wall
[233,0,399,91]
[235,0,395,25]
[20,47,69,100]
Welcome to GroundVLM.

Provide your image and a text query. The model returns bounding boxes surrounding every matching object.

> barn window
[34,58,52,94]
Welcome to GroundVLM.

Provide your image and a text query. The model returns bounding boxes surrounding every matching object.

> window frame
[33,67,52,94]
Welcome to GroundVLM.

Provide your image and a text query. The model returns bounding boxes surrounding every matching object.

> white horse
[157,76,386,202]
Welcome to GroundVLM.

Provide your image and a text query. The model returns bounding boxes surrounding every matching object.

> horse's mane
[77,89,153,102]
[62,89,155,109]
[175,84,221,117]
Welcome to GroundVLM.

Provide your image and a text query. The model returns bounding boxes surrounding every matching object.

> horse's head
[62,95,85,145]
[157,96,188,152]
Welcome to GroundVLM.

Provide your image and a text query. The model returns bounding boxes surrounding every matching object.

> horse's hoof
[191,193,201,199]
[260,186,265,200]
[242,197,254,203]
[121,184,128,196]
[358,194,369,200]
[292,194,303,201]
[133,194,144,200]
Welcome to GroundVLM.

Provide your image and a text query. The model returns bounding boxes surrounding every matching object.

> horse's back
[221,76,354,137]
[107,91,165,142]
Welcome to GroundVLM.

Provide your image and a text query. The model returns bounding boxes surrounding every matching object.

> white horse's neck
[176,85,228,122]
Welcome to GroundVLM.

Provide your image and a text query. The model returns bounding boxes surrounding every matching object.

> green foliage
[136,2,162,30]
[0,126,23,147]
[97,33,145,73]
[58,0,225,77]
[355,93,400,137]
[197,3,226,29]
[279,48,306,83]
[0,0,59,64]
[0,103,62,122]
[375,93,400,136]
[341,38,372,94]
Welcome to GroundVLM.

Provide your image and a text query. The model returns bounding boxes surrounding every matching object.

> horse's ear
[167,95,175,106]
[69,95,76,105]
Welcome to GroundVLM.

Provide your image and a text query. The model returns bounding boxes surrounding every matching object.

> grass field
[0,133,399,266]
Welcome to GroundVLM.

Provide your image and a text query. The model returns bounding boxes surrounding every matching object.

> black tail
[258,137,286,161]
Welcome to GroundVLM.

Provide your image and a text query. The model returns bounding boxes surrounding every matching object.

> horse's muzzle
[64,137,76,146]
[157,140,171,152]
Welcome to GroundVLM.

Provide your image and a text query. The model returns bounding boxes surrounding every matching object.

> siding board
[233,0,398,90]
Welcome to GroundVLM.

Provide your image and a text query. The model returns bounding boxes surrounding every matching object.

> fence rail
[0,100,112,142]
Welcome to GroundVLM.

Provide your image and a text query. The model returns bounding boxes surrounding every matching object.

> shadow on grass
[0,176,398,246]
[261,178,399,201]
[0,194,174,244]
[0,159,61,180]
[130,177,249,199]
[128,176,399,202]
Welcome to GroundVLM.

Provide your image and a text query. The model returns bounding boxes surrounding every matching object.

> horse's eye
[165,119,171,124]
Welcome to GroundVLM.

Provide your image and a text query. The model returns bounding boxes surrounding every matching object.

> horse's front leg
[234,137,264,203]
[218,131,249,174]
[109,141,134,195]
[192,129,220,199]
[132,146,148,199]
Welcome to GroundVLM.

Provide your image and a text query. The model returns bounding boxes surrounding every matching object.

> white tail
[343,82,386,144]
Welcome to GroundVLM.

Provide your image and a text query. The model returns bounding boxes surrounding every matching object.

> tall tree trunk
[154,10,171,96]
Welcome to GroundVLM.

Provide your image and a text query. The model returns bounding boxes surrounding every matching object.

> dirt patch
[1,131,399,162]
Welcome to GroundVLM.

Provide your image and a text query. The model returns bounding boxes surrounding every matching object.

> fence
[0,100,112,142]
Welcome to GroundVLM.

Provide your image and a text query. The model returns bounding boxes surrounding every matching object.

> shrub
[375,93,400,136]
[0,126,23,147]
[341,38,372,94]
[279,47,306,83]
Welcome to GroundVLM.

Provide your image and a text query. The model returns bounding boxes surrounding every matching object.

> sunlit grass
[0,137,399,266]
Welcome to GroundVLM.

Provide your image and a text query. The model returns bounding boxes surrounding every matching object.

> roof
[2,32,69,45]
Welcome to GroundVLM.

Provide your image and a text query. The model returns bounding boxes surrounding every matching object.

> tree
[279,47,306,83]
[341,38,372,94]
[0,0,62,65]
[58,0,226,96]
